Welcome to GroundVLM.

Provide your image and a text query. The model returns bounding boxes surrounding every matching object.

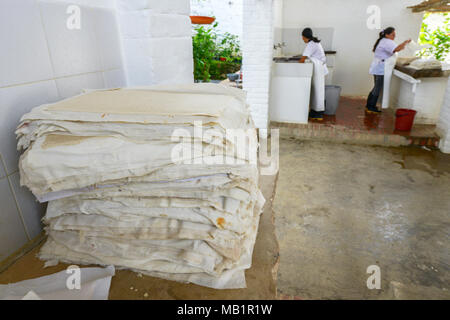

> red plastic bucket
[395,108,417,131]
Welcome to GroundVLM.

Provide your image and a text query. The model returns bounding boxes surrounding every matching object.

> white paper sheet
[0,266,115,300]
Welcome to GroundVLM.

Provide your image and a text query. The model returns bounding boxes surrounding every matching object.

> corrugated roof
[408,0,450,12]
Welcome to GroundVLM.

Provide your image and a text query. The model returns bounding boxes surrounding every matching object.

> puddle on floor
[393,147,450,177]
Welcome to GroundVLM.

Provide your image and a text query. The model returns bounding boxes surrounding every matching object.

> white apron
[309,57,328,112]
[382,54,397,109]
[369,54,398,109]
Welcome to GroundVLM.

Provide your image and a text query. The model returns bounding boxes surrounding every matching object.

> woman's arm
[394,39,412,53]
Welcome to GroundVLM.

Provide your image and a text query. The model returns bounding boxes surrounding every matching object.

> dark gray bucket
[325,85,342,115]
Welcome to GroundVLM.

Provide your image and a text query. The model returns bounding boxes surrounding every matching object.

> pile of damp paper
[16,84,264,289]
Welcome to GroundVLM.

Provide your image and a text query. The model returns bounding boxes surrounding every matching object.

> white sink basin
[272,62,313,78]
[270,62,313,124]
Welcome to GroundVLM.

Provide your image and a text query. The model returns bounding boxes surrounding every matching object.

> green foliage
[209,60,241,80]
[217,33,242,64]
[192,24,217,82]
[192,22,242,82]
[418,13,449,61]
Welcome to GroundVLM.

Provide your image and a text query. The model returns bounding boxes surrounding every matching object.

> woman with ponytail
[299,28,328,120]
[366,27,411,114]
[299,28,326,64]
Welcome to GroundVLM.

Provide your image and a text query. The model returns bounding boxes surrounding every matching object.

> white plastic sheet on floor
[17,84,264,289]
[0,266,115,300]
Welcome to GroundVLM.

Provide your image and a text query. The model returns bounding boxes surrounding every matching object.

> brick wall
[242,0,274,129]
[437,77,450,153]
[116,0,194,86]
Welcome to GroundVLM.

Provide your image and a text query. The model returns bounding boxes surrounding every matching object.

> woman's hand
[394,39,411,53]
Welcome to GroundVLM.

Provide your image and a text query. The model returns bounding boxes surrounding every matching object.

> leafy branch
[418,13,449,61]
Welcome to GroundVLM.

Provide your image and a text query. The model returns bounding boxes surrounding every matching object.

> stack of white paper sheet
[17,84,264,289]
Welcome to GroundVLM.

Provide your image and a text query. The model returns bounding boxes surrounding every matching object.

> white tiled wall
[437,77,450,153]
[56,72,105,99]
[0,177,29,262]
[242,0,274,129]
[0,0,54,87]
[0,0,126,262]
[116,0,194,86]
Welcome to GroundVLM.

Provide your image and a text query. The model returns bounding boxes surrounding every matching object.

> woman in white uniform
[299,28,328,120]
[366,27,411,114]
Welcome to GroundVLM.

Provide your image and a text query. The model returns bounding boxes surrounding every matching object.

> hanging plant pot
[190,16,216,25]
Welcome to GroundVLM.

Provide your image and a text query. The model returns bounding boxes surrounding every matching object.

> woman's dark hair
[302,28,321,43]
[373,27,395,52]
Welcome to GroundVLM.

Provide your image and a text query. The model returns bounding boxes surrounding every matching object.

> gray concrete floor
[273,139,450,299]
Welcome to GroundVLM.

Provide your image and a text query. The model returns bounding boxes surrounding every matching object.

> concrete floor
[273,139,450,299]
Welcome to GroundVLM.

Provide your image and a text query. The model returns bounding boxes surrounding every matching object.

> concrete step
[271,121,440,148]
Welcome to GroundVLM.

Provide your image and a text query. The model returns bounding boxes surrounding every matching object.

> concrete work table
[395,65,450,79]
[390,69,449,125]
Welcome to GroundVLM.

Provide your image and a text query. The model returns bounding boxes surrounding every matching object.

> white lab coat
[309,57,328,112]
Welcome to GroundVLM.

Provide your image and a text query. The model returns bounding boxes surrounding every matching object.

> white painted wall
[117,0,194,86]
[437,78,450,153]
[191,0,243,40]
[281,0,424,95]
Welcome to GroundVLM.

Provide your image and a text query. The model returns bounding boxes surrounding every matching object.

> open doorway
[190,0,243,86]
[417,12,449,62]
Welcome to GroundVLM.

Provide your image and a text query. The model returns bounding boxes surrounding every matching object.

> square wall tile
[9,172,45,240]
[94,8,124,70]
[48,0,115,9]
[38,0,102,77]
[122,38,153,69]
[0,178,29,261]
[118,11,191,39]
[124,66,154,86]
[0,0,54,87]
[116,0,149,11]
[147,0,191,15]
[56,72,105,99]
[103,69,127,89]
[116,0,191,13]
[0,80,60,174]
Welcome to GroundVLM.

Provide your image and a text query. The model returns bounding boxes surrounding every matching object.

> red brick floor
[320,96,437,139]
[271,96,440,148]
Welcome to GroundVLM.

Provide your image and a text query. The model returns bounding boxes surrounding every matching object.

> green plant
[192,24,217,82]
[192,23,242,82]
[418,13,450,61]
[217,32,242,64]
